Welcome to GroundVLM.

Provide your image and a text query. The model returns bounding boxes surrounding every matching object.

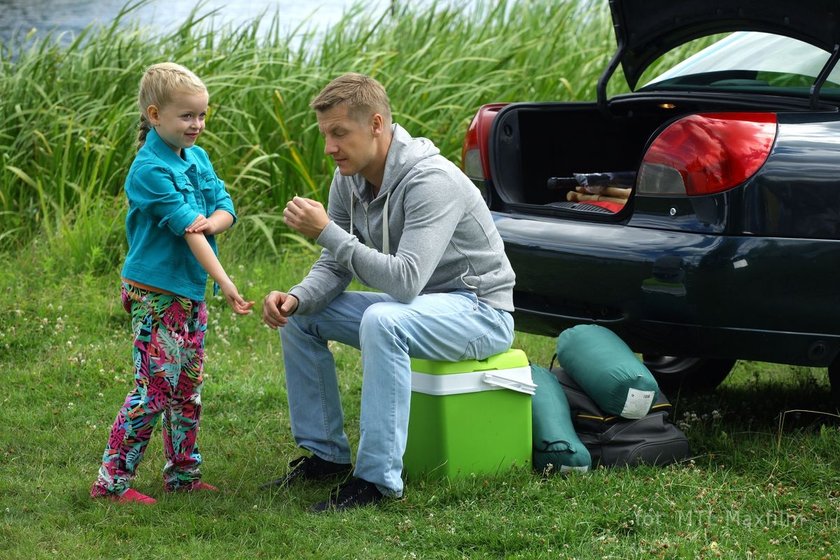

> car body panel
[496,212,840,366]
[630,114,840,239]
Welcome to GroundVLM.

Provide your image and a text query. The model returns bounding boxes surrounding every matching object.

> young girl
[91,62,253,504]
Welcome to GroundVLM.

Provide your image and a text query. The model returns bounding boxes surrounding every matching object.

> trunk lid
[609,0,840,90]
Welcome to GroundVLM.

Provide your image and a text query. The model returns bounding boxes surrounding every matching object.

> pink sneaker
[166,481,219,493]
[110,488,157,505]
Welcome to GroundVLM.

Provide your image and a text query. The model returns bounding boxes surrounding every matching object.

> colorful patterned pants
[91,283,208,496]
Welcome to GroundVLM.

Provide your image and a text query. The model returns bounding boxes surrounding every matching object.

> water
[0,0,416,45]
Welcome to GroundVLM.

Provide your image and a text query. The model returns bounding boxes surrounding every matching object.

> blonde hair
[309,72,391,125]
[136,62,207,149]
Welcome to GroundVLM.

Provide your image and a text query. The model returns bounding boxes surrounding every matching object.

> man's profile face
[316,103,381,178]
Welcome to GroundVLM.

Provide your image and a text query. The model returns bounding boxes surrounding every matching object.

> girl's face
[147,89,209,156]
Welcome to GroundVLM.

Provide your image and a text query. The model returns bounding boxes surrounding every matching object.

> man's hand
[283,196,329,239]
[263,290,299,329]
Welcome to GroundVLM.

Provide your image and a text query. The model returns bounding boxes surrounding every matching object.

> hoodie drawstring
[349,191,354,243]
[382,191,391,254]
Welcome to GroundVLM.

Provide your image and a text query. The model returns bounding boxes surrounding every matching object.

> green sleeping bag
[530,364,590,474]
[555,324,659,419]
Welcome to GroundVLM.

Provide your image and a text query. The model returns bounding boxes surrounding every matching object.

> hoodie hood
[352,124,440,199]
[346,124,441,253]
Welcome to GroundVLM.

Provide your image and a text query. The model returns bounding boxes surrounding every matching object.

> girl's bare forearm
[184,232,233,288]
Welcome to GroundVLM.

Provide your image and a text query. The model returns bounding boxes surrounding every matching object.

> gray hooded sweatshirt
[288,124,515,314]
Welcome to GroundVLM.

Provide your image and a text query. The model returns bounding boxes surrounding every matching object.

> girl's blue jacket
[120,128,236,300]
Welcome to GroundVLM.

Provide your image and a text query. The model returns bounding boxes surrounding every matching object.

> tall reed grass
[0,0,625,272]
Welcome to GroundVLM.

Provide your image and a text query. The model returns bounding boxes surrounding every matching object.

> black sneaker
[260,455,352,489]
[310,477,385,512]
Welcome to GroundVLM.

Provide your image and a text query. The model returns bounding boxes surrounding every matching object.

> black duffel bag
[552,366,691,468]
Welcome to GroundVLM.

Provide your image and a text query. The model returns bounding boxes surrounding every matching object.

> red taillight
[639,112,777,196]
[462,103,507,181]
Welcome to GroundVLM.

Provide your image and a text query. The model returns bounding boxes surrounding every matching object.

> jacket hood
[344,124,442,255]
[377,124,440,195]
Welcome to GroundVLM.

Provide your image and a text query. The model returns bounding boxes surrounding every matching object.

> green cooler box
[403,349,535,479]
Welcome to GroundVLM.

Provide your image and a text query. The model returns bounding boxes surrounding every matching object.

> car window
[639,32,840,99]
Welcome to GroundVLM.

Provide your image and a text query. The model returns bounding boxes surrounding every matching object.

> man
[262,73,516,512]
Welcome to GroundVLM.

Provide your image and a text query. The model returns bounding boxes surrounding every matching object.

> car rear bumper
[513,308,839,367]
[495,213,840,367]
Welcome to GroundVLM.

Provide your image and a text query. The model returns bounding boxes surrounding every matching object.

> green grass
[2,1,839,558]
[2,0,706,272]
[2,246,839,559]
[0,0,717,270]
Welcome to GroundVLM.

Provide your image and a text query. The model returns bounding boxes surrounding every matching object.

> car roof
[612,0,840,89]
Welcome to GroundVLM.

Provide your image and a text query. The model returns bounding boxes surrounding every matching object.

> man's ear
[146,105,160,126]
[371,112,384,136]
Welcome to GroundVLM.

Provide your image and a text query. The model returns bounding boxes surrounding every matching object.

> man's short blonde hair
[310,73,392,124]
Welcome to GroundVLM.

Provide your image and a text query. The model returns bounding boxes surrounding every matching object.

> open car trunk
[489,100,655,216]
[486,93,837,231]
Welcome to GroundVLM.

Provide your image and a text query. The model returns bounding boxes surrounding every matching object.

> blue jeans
[279,290,515,497]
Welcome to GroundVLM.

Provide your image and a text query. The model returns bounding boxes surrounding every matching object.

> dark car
[461,0,840,394]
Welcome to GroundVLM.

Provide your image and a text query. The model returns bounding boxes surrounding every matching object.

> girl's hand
[220,281,255,315]
[186,210,233,235]
[185,214,211,233]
